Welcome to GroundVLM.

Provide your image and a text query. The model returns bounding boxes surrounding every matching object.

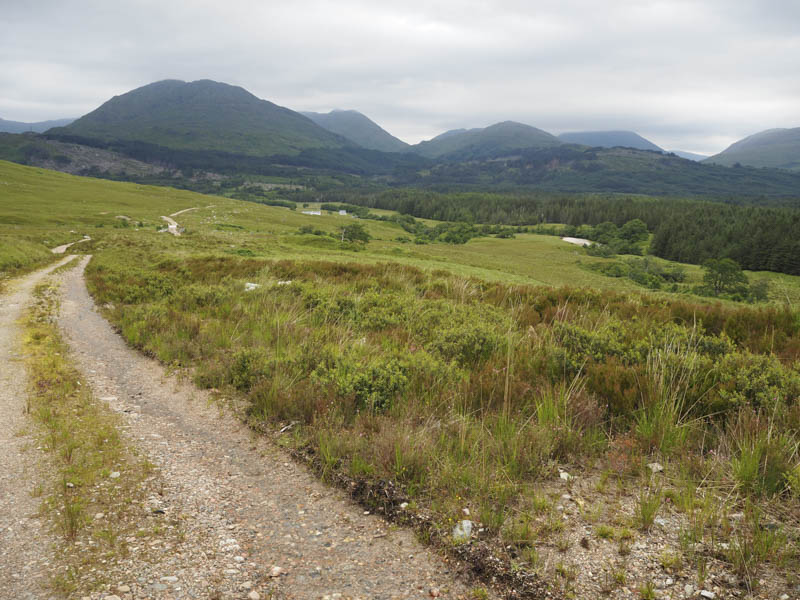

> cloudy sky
[3,1,799,154]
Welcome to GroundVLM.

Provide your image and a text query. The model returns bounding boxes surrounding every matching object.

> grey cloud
[2,0,798,154]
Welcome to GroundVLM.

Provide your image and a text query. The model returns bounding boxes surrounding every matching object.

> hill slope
[412,121,562,159]
[410,145,800,200]
[0,117,74,134]
[705,128,800,170]
[48,79,349,156]
[557,130,662,151]
[301,110,409,152]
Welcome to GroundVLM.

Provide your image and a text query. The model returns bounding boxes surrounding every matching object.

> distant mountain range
[412,121,561,159]
[555,131,709,162]
[0,117,74,134]
[705,128,800,170]
[302,110,409,153]
[557,130,663,152]
[670,150,708,161]
[49,79,348,156]
[0,77,793,198]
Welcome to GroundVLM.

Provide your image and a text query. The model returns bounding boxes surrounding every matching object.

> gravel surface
[56,256,485,600]
[159,216,181,236]
[51,236,91,254]
[0,256,74,600]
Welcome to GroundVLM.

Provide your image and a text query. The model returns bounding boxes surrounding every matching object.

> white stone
[647,462,664,473]
[244,282,260,291]
[109,471,121,479]
[270,566,285,577]
[452,520,472,541]
[248,592,261,600]
[117,584,130,593]
[700,591,715,599]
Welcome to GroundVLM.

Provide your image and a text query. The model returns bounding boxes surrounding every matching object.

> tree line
[325,189,800,276]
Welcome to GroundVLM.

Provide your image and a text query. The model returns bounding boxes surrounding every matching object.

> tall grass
[85,250,800,587]
[635,328,707,455]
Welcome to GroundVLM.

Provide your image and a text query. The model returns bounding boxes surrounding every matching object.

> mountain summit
[412,121,561,159]
[49,79,348,156]
[301,110,409,153]
[557,130,662,151]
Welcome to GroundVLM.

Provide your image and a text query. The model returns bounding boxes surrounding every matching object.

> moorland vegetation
[2,154,800,597]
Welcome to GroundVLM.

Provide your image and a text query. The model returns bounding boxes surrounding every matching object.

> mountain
[557,130,662,151]
[705,128,800,170]
[409,145,800,200]
[48,79,349,157]
[412,121,561,159]
[0,117,74,134]
[301,110,409,153]
[670,150,708,162]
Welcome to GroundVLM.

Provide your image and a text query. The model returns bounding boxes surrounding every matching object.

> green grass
[22,275,173,597]
[4,159,800,593]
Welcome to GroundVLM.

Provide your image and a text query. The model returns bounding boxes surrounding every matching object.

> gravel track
[0,256,75,600]
[56,256,483,600]
[51,236,91,254]
[159,216,181,236]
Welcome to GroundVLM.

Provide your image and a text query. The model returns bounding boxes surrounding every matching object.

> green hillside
[412,145,800,199]
[3,160,800,597]
[706,127,800,170]
[48,79,349,157]
[412,121,562,159]
[557,130,662,151]
[302,110,409,152]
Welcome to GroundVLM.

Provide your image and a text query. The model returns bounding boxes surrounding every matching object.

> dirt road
[0,256,74,600]
[159,215,181,236]
[54,257,482,599]
[51,235,90,254]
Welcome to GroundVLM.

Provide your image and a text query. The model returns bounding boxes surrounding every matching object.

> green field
[3,159,800,596]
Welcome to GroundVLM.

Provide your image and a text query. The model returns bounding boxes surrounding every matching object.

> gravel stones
[0,257,74,599]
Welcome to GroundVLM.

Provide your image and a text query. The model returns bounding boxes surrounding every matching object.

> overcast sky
[3,1,799,154]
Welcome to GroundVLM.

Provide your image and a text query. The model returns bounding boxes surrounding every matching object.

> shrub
[715,353,800,412]
[228,347,272,390]
[312,354,409,414]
